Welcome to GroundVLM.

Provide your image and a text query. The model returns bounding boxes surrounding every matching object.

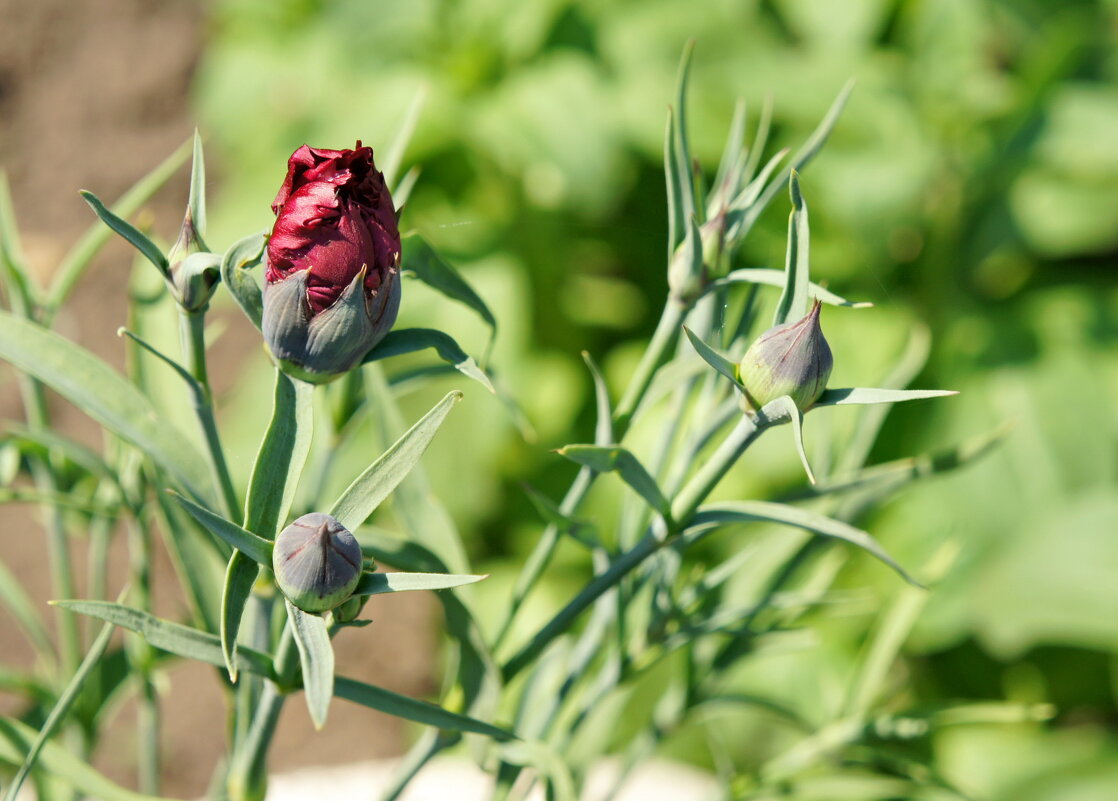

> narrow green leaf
[334,676,514,740]
[170,492,273,566]
[683,326,742,388]
[753,79,855,216]
[582,351,613,446]
[285,600,334,730]
[672,40,697,228]
[556,445,670,518]
[220,552,259,682]
[152,488,224,633]
[382,89,427,189]
[220,231,266,330]
[244,371,313,539]
[188,130,207,239]
[329,390,462,531]
[499,741,576,801]
[0,717,177,801]
[402,236,497,338]
[664,108,683,259]
[0,172,36,313]
[392,166,421,210]
[49,139,191,313]
[744,93,774,182]
[52,600,275,679]
[353,571,486,596]
[4,620,115,801]
[0,311,212,502]
[760,395,815,485]
[521,483,597,547]
[118,327,201,395]
[773,170,810,326]
[4,424,116,485]
[815,387,958,407]
[687,501,922,586]
[362,328,494,392]
[705,268,871,308]
[78,191,168,275]
[0,560,53,658]
[710,97,748,213]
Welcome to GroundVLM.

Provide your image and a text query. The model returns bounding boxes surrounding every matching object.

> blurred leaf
[78,191,168,276]
[0,559,53,658]
[52,600,274,679]
[284,600,334,730]
[383,88,427,190]
[0,172,35,313]
[582,351,613,446]
[556,444,670,518]
[171,492,273,566]
[499,740,576,801]
[334,676,514,740]
[329,390,462,531]
[363,328,494,392]
[353,570,486,596]
[3,619,115,801]
[0,717,171,801]
[0,311,212,502]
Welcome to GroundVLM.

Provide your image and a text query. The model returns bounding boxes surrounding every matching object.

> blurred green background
[20,0,1110,795]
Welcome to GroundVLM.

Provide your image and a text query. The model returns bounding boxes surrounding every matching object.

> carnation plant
[0,48,1018,801]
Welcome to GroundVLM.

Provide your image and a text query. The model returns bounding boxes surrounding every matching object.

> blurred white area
[265,757,719,801]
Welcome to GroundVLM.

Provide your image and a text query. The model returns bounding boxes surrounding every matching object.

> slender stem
[495,298,692,651]
[501,415,763,683]
[613,299,688,430]
[137,678,161,795]
[178,308,239,519]
[225,628,297,801]
[377,730,459,801]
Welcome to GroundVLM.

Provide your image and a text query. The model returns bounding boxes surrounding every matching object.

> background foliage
[1,0,1114,797]
[191,0,1118,796]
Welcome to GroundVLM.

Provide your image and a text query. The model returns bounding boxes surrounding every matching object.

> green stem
[226,627,297,801]
[178,308,239,519]
[613,299,688,430]
[495,298,692,652]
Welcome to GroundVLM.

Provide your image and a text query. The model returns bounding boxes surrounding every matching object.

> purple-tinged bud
[272,513,363,613]
[262,143,401,384]
[738,300,833,413]
[167,208,220,312]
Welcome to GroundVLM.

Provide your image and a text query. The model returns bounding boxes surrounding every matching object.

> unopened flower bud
[167,209,220,312]
[332,594,369,624]
[262,143,401,384]
[738,300,832,413]
[272,513,363,613]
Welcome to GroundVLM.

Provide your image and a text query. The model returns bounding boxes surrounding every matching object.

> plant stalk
[178,307,239,519]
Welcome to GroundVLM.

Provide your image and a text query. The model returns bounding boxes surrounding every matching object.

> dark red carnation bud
[262,143,401,383]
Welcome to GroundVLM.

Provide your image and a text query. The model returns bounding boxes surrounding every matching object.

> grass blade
[815,388,958,407]
[78,191,168,275]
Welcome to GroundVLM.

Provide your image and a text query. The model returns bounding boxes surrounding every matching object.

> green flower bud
[738,300,833,413]
[272,513,363,613]
[167,208,220,312]
[332,594,369,624]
